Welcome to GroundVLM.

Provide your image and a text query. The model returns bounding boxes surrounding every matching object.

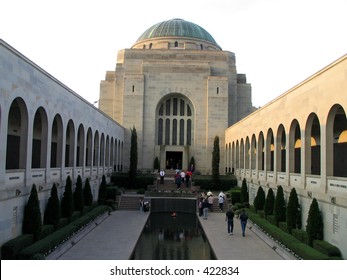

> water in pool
[131,212,215,260]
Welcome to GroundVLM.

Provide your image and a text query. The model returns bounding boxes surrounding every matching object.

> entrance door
[166,151,183,170]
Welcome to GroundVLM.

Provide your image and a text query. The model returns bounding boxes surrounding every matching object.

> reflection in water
[131,212,215,260]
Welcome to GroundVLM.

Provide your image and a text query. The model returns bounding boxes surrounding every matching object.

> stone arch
[65,120,75,167]
[235,140,240,169]
[240,138,245,169]
[251,134,257,170]
[100,133,105,167]
[6,97,29,169]
[105,135,110,167]
[50,114,63,168]
[326,104,347,177]
[258,132,264,171]
[86,128,93,166]
[305,113,321,175]
[93,131,99,166]
[245,136,250,170]
[289,119,301,174]
[76,124,85,167]
[266,128,274,171]
[110,137,114,170]
[276,124,286,172]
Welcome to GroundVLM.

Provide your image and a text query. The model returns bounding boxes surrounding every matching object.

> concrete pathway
[55,209,294,260]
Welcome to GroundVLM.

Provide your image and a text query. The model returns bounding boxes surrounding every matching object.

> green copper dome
[136,18,219,46]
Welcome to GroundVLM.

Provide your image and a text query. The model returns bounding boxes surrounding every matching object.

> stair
[118,194,144,211]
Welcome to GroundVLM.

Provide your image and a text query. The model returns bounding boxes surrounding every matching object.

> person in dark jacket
[225,207,235,235]
[239,209,248,237]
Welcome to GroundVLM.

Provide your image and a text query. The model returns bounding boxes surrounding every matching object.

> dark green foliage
[193,175,237,191]
[240,178,249,203]
[306,198,323,246]
[189,156,195,172]
[98,175,107,205]
[74,175,84,212]
[230,188,241,204]
[111,172,154,189]
[61,176,74,220]
[1,234,33,260]
[286,188,301,233]
[44,183,61,226]
[313,240,342,257]
[211,135,220,189]
[274,185,286,226]
[129,126,138,187]
[83,178,93,206]
[153,156,160,171]
[253,186,265,212]
[264,188,275,217]
[291,229,309,245]
[22,184,42,241]
[39,225,55,240]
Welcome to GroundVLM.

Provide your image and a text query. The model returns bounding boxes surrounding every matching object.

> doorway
[166,151,183,170]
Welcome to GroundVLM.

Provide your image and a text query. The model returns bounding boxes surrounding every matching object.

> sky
[1,0,346,108]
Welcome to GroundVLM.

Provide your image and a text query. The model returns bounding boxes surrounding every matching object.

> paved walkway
[55,210,294,260]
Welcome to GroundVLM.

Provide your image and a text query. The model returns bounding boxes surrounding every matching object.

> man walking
[239,209,248,237]
[225,207,234,235]
[159,169,165,184]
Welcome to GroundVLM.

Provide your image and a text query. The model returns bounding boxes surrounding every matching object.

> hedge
[1,234,34,260]
[246,211,335,260]
[17,205,109,259]
[313,240,342,258]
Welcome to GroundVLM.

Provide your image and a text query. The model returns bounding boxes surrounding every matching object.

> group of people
[198,190,249,236]
[174,170,192,189]
[139,198,150,212]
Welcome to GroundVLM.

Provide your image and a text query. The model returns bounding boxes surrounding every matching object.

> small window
[217,87,219,94]
[132,85,135,93]
[175,41,178,47]
[149,43,152,49]
[200,44,203,50]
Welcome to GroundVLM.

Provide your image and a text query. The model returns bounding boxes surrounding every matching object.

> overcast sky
[1,0,346,108]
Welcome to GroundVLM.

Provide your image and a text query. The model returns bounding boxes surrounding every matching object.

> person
[218,190,226,212]
[174,172,182,189]
[202,198,209,219]
[139,198,144,211]
[185,171,192,187]
[198,197,203,216]
[239,209,248,237]
[143,200,150,212]
[225,207,235,235]
[207,194,214,212]
[180,170,185,186]
[159,169,165,184]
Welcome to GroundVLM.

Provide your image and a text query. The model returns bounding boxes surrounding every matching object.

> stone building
[99,18,254,173]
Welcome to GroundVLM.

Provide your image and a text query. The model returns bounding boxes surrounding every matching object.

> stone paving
[56,209,293,260]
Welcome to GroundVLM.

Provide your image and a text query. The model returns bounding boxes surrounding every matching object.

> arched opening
[50,114,63,168]
[235,140,240,169]
[105,135,110,167]
[240,139,245,169]
[100,133,105,167]
[266,128,274,171]
[289,120,301,173]
[258,132,264,171]
[327,105,347,177]
[86,128,93,166]
[93,131,99,167]
[276,125,286,172]
[110,137,114,170]
[6,98,28,169]
[245,137,250,169]
[65,120,75,167]
[232,141,235,173]
[76,124,85,167]
[31,107,48,168]
[251,134,256,170]
[305,113,321,175]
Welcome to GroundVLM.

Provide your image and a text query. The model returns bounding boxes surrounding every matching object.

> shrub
[39,224,55,240]
[286,187,301,233]
[306,198,323,246]
[265,214,277,226]
[264,188,275,217]
[1,234,33,260]
[129,126,138,187]
[240,178,249,203]
[274,185,286,226]
[84,178,93,206]
[153,157,160,171]
[253,186,265,212]
[230,188,241,204]
[291,229,309,245]
[313,240,342,257]
[61,176,74,221]
[44,183,61,226]
[211,135,220,189]
[22,184,42,241]
[74,175,84,212]
[98,175,107,205]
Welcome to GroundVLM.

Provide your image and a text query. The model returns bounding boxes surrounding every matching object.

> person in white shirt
[180,170,186,186]
[159,169,165,184]
[218,191,226,212]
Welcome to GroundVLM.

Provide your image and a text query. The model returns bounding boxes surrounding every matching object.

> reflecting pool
[131,212,216,260]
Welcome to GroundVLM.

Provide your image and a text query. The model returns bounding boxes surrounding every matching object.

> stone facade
[99,19,253,174]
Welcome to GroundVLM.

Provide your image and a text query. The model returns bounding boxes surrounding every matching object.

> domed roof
[135,18,219,47]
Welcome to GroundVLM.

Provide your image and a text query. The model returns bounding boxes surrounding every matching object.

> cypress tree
[153,156,160,171]
[129,126,138,187]
[61,176,74,220]
[189,156,195,172]
[306,198,323,246]
[240,178,249,204]
[74,175,84,212]
[286,187,301,233]
[253,186,265,212]
[84,177,93,206]
[264,188,275,217]
[211,135,220,190]
[98,175,107,205]
[22,184,42,241]
[44,183,61,226]
[274,185,286,226]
